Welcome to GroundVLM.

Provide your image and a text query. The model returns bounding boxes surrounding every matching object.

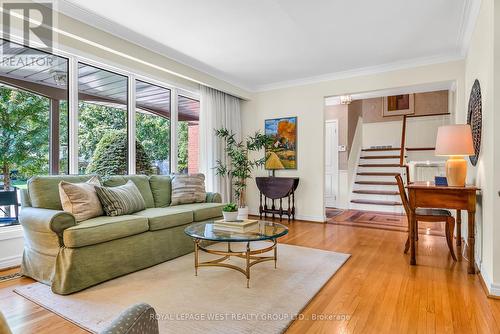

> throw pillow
[95,180,146,216]
[171,173,206,205]
[59,176,104,222]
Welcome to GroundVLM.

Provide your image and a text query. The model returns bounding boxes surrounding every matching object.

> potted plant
[222,203,239,222]
[215,128,272,220]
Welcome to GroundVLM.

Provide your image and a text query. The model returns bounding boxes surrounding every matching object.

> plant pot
[237,206,249,220]
[222,211,239,222]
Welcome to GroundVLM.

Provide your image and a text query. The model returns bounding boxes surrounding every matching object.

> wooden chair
[395,174,457,261]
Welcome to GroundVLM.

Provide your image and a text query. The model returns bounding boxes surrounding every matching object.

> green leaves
[222,203,238,212]
[214,128,272,207]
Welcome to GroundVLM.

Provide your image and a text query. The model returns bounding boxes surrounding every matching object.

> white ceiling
[60,0,478,92]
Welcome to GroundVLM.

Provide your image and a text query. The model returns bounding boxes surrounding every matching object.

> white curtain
[199,86,241,202]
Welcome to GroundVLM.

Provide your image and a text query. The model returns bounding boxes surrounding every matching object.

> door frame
[324,119,339,209]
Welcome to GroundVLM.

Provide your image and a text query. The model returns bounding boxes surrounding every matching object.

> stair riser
[351,193,401,202]
[350,203,404,214]
[356,175,400,182]
[353,184,398,191]
[361,150,401,157]
[358,158,400,165]
[357,166,404,173]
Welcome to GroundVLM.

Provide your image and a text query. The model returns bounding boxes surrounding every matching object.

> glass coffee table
[184,221,288,288]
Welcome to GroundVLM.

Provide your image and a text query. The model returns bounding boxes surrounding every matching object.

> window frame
[0,35,200,176]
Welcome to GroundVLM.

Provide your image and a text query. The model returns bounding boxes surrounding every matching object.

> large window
[0,39,69,225]
[177,95,200,174]
[78,64,128,175]
[135,80,171,175]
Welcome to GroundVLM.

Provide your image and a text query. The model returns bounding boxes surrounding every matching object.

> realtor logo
[1,2,53,52]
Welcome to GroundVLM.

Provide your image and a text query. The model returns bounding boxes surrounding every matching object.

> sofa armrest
[100,303,159,334]
[205,192,222,203]
[19,207,76,237]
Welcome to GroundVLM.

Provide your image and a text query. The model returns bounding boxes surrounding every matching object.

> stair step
[357,172,400,176]
[406,147,435,151]
[362,148,401,152]
[351,199,402,206]
[353,190,400,195]
[355,181,398,185]
[360,155,400,159]
[358,164,401,167]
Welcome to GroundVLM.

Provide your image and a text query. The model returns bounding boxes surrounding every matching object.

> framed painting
[383,94,415,117]
[265,116,297,170]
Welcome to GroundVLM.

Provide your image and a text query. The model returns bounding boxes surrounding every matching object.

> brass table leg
[194,239,199,276]
[274,239,277,269]
[246,242,250,288]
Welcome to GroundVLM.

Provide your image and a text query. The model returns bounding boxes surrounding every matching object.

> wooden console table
[406,182,479,274]
[256,177,299,222]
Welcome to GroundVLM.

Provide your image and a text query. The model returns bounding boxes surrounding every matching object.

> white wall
[241,60,465,222]
[463,0,499,295]
[362,121,401,148]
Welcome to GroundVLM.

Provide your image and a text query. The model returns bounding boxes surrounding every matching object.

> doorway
[324,119,339,208]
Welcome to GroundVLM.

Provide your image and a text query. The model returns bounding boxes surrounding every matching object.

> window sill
[0,225,24,241]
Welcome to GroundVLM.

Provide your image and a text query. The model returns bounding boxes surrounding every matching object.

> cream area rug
[15,242,350,334]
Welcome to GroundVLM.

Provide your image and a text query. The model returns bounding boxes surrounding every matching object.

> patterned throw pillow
[95,180,146,216]
[171,173,206,205]
[59,176,104,222]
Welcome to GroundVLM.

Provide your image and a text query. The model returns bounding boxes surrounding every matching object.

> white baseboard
[0,254,22,269]
[249,209,326,223]
[480,264,500,297]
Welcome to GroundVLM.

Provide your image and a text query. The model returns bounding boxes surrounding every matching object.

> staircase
[350,147,404,213]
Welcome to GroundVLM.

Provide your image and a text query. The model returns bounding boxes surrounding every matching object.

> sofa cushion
[59,176,104,222]
[133,208,193,231]
[95,180,146,216]
[174,203,224,221]
[28,175,95,210]
[63,215,149,248]
[149,175,172,208]
[171,174,206,205]
[102,175,155,208]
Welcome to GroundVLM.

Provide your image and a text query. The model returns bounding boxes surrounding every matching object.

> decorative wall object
[467,79,482,166]
[383,94,415,117]
[265,117,297,170]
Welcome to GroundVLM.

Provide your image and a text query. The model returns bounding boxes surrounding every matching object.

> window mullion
[170,89,178,174]
[68,58,79,175]
[128,76,136,175]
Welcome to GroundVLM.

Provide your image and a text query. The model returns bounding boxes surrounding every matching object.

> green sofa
[19,175,223,295]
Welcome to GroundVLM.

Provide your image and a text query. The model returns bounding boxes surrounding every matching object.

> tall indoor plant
[214,128,271,219]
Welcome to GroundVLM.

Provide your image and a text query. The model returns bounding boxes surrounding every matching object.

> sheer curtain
[199,86,241,202]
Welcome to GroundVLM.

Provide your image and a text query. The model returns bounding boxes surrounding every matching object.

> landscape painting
[265,117,297,170]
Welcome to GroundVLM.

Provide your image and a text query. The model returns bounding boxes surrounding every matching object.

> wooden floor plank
[1,211,499,334]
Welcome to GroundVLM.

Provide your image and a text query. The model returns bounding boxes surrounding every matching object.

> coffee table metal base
[193,239,277,288]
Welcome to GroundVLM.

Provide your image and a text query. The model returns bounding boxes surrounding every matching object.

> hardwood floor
[1,212,500,333]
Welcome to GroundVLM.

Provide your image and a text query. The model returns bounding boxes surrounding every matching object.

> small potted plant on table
[222,203,239,222]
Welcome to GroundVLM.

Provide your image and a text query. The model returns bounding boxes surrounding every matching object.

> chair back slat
[395,174,411,217]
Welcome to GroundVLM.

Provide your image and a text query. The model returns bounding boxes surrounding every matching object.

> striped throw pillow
[171,173,206,205]
[95,180,146,216]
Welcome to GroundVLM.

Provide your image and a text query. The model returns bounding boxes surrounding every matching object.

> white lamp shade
[435,124,475,156]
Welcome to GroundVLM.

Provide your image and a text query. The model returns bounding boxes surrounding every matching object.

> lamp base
[445,156,467,187]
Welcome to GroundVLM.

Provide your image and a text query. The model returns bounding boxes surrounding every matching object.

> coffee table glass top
[184,221,288,242]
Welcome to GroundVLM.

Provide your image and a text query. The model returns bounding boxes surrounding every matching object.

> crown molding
[457,0,482,57]
[255,53,464,92]
[55,0,255,93]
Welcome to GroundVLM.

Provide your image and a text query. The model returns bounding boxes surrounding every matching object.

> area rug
[14,243,350,334]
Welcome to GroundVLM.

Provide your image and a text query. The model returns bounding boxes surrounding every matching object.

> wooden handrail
[399,115,407,166]
[399,112,451,185]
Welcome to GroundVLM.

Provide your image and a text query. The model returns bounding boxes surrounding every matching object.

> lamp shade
[435,124,475,156]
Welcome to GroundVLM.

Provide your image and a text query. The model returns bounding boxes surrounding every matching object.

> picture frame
[264,116,297,170]
[383,94,415,117]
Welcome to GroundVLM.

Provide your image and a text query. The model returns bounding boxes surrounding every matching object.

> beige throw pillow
[171,173,206,205]
[59,176,104,222]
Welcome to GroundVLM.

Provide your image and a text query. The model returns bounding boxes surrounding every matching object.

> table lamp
[435,124,474,186]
